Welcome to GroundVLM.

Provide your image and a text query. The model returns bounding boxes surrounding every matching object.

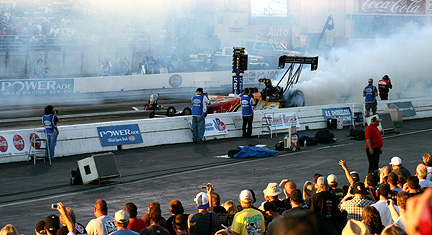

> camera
[51,203,58,209]
[201,184,211,191]
[53,109,59,114]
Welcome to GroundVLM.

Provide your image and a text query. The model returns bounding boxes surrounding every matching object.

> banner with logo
[264,112,300,130]
[357,0,428,15]
[387,101,416,117]
[97,124,143,147]
[0,132,37,158]
[322,107,353,125]
[188,117,229,137]
[0,79,74,97]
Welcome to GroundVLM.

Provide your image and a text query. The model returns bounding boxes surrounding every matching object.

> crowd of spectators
[1,153,431,235]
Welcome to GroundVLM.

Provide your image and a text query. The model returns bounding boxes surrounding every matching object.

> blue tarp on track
[232,146,278,158]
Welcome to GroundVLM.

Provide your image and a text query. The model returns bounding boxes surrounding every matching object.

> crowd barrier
[0,97,430,164]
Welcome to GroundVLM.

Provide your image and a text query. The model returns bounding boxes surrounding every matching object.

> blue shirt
[42,114,56,134]
[241,95,254,116]
[364,84,377,103]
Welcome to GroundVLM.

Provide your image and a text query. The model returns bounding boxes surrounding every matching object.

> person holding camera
[191,88,210,144]
[241,88,256,138]
[188,183,218,235]
[43,105,59,160]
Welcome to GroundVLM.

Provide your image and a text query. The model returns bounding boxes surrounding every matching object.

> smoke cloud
[295,23,432,105]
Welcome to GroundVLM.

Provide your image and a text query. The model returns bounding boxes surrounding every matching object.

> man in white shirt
[372,184,399,226]
[416,164,432,189]
[86,199,117,235]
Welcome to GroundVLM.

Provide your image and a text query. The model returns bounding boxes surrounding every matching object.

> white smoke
[295,23,432,105]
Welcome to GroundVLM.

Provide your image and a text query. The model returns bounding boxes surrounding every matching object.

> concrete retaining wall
[1,97,430,164]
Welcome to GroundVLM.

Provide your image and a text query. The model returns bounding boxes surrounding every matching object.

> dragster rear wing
[278,56,319,71]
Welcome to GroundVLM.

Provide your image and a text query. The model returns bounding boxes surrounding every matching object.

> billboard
[251,0,288,17]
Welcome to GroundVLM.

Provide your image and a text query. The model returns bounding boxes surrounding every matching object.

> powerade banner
[0,131,41,158]
[0,79,74,96]
[264,112,300,130]
[322,107,353,125]
[188,117,229,137]
[387,101,416,117]
[97,124,143,147]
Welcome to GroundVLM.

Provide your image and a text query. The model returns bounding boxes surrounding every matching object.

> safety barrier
[0,97,430,164]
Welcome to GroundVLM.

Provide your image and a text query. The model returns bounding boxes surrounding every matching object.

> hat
[239,189,253,202]
[195,192,209,209]
[368,78,373,83]
[378,184,391,197]
[350,171,360,181]
[316,176,328,187]
[35,221,46,234]
[327,174,338,185]
[45,215,60,232]
[351,182,368,195]
[263,183,282,197]
[290,189,303,203]
[196,87,203,92]
[389,156,402,165]
[115,210,129,223]
[342,219,371,235]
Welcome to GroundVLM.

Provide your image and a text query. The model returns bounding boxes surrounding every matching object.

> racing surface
[0,98,192,131]
[0,114,431,234]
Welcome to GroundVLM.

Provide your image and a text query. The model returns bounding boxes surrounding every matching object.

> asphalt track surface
[0,113,431,234]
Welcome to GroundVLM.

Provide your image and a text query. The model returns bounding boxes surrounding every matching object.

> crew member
[363,78,378,117]
[365,116,383,173]
[378,75,392,100]
[43,105,59,160]
[191,88,210,144]
[241,88,256,138]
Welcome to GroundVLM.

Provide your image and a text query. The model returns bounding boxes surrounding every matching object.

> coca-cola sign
[358,0,426,15]
[13,134,25,151]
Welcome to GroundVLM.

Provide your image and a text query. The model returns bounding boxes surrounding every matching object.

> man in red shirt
[365,116,383,173]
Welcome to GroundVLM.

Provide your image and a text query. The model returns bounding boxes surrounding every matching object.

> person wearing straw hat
[259,183,291,214]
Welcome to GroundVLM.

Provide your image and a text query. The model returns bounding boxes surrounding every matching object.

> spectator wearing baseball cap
[188,184,218,235]
[45,215,61,235]
[310,177,345,231]
[111,210,139,235]
[35,221,46,235]
[389,156,411,180]
[338,160,357,186]
[372,184,399,226]
[328,174,344,202]
[263,202,283,235]
[340,182,375,221]
[259,183,291,214]
[231,189,265,235]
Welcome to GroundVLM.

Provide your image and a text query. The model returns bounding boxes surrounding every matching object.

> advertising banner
[0,79,74,97]
[0,131,39,158]
[387,101,416,116]
[357,0,427,15]
[97,124,143,147]
[264,112,300,130]
[188,117,229,137]
[322,107,353,125]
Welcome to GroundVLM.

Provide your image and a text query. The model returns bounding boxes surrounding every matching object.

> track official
[42,105,59,160]
[363,78,378,117]
[241,88,256,138]
[191,88,210,144]
[365,116,383,173]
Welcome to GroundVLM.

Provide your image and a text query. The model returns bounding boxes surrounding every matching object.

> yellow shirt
[231,208,265,235]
